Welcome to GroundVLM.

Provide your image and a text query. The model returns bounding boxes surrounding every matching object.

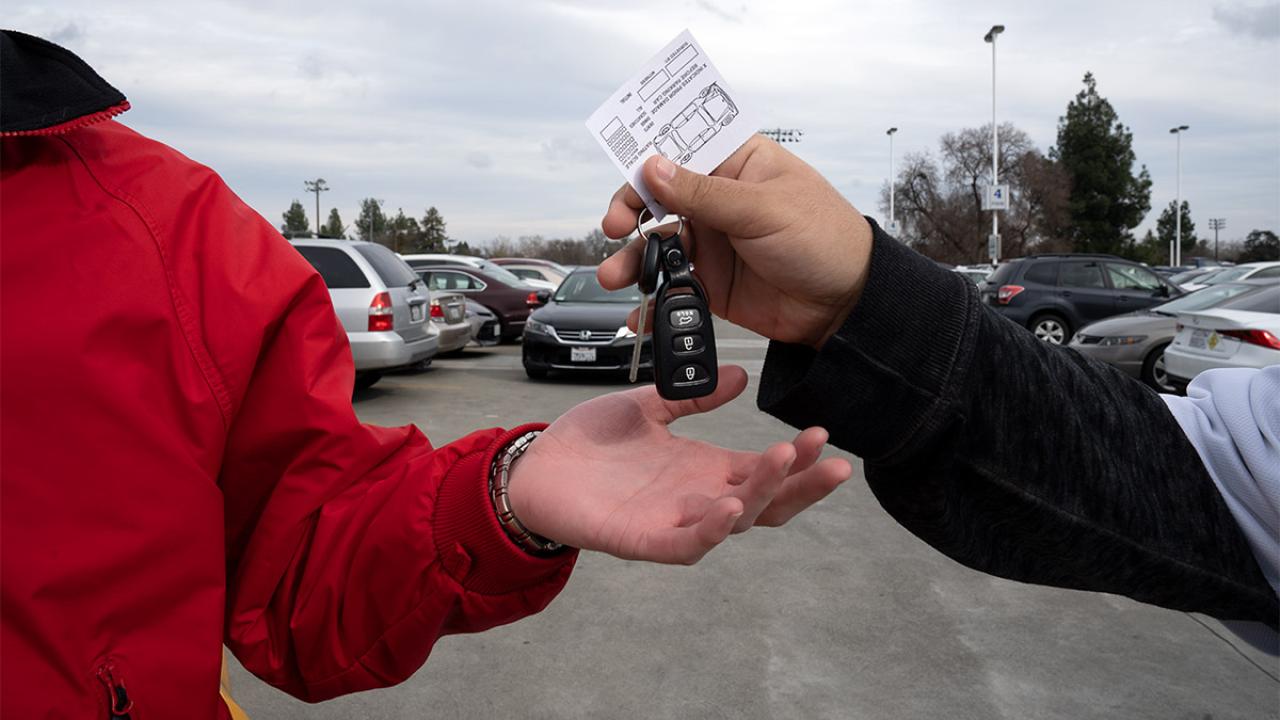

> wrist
[489,431,563,556]
[812,214,874,350]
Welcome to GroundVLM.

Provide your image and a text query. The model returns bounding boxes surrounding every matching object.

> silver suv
[291,239,438,390]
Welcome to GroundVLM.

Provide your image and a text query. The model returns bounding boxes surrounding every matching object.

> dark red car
[412,264,546,342]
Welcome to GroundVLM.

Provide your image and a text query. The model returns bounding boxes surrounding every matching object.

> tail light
[526,291,541,306]
[368,292,394,331]
[997,285,1025,305]
[1218,329,1280,350]
[430,300,444,319]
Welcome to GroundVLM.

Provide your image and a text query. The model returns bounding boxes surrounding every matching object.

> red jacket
[0,31,575,718]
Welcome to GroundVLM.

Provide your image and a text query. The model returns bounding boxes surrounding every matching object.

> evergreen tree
[355,198,388,245]
[281,200,310,238]
[1239,230,1279,262]
[1155,200,1198,260]
[319,208,346,239]
[1051,73,1152,254]
[420,207,448,253]
[386,208,424,253]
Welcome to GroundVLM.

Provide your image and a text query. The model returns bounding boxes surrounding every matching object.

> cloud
[466,151,493,169]
[696,0,743,23]
[49,21,83,45]
[1213,2,1280,39]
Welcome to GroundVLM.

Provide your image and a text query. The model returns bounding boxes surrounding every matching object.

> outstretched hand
[507,365,851,564]
[598,134,874,350]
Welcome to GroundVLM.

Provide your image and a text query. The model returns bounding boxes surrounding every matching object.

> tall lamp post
[304,178,329,238]
[984,24,1005,264]
[1169,125,1189,267]
[886,127,898,235]
[1209,217,1226,262]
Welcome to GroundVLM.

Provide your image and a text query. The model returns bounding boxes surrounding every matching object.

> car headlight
[525,319,551,335]
[615,326,637,340]
[1098,335,1147,346]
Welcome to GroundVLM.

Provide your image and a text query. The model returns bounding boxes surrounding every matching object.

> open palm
[507,366,851,564]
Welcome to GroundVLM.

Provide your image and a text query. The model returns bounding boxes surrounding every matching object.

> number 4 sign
[983,184,1010,211]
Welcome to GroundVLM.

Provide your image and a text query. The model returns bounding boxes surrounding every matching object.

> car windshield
[554,272,641,303]
[1152,283,1258,315]
[1201,268,1250,285]
[477,260,530,287]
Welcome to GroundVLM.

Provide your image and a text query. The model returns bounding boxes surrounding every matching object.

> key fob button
[672,363,710,386]
[673,333,704,354]
[670,308,701,329]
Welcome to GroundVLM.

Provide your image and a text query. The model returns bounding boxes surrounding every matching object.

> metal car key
[632,210,717,400]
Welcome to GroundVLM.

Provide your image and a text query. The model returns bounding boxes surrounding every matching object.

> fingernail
[653,155,677,182]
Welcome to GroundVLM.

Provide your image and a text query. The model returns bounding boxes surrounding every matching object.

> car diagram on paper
[654,84,739,166]
[586,29,757,220]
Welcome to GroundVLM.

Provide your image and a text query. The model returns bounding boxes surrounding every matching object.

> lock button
[669,308,701,330]
[672,363,710,387]
[672,333,704,354]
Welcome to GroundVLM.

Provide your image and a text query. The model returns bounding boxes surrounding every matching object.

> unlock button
[672,333,704,354]
[672,363,710,387]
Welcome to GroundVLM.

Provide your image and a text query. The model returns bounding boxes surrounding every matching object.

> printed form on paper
[586,29,758,221]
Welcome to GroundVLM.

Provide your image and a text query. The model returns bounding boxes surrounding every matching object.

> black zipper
[97,661,134,719]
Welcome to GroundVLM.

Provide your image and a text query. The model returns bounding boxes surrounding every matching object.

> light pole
[1209,217,1226,262]
[887,127,898,234]
[984,24,1005,264]
[759,128,804,143]
[304,178,329,238]
[1169,125,1189,267]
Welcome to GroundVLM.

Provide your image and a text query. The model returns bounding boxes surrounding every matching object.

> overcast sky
[12,0,1280,246]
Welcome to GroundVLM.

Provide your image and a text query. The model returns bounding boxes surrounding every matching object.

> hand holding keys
[629,211,718,400]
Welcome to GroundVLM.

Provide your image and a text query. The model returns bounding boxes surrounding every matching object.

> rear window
[986,261,1021,286]
[294,246,370,289]
[355,244,419,287]
[1023,261,1058,286]
[1220,286,1280,313]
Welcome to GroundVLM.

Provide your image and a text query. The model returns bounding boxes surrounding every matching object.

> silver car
[291,239,438,390]
[1069,280,1278,392]
[430,292,475,354]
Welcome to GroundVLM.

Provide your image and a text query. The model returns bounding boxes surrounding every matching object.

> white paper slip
[586,29,757,221]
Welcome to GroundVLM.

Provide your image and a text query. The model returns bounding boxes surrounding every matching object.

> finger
[729,441,796,533]
[791,427,829,474]
[637,495,744,565]
[598,234,646,290]
[642,154,769,231]
[622,302,656,333]
[754,457,852,528]
[638,365,749,424]
[602,182,646,239]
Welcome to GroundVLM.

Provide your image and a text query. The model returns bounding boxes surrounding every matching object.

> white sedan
[1165,302,1280,392]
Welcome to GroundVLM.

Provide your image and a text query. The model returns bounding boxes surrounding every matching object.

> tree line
[881,72,1277,265]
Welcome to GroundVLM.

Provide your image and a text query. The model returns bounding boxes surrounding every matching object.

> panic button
[672,364,710,386]
[673,333,704,354]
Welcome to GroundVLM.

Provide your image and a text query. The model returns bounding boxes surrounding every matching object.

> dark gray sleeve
[757,219,1278,628]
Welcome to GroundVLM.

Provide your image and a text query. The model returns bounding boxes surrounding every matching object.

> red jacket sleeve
[156,154,575,701]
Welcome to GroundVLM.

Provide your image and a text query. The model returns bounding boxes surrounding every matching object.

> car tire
[1141,342,1176,393]
[353,372,383,392]
[1029,313,1070,345]
[524,364,548,380]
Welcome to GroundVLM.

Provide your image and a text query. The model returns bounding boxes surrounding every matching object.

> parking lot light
[887,127,898,233]
[1169,125,1190,266]
[984,25,1005,263]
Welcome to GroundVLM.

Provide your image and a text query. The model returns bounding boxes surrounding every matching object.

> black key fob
[646,230,717,400]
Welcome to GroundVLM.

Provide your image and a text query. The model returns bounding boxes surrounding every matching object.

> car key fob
[646,229,717,400]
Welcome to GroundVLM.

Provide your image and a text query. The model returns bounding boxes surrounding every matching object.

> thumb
[642,155,764,230]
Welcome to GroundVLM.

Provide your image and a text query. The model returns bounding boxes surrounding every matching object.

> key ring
[636,207,683,240]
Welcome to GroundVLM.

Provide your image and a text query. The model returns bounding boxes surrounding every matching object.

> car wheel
[1030,314,1070,345]
[524,364,548,380]
[353,372,383,392]
[1141,342,1176,393]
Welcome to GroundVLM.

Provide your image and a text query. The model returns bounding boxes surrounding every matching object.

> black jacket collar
[1,29,127,134]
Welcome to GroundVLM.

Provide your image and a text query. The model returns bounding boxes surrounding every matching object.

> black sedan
[522,268,651,379]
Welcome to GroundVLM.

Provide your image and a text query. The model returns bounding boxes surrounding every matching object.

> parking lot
[226,320,1277,720]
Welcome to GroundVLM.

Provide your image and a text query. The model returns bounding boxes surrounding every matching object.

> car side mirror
[1155,285,1170,297]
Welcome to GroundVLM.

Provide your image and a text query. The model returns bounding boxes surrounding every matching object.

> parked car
[982,254,1183,345]
[429,291,475,354]
[291,239,437,390]
[402,253,557,291]
[953,266,991,286]
[1180,261,1280,291]
[522,268,651,379]
[490,257,572,287]
[464,298,501,347]
[1168,267,1221,288]
[415,264,546,342]
[1069,280,1279,392]
[1164,293,1280,392]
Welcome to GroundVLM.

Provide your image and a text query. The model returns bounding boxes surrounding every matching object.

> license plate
[570,346,597,363]
[1189,329,1209,350]
[410,304,423,322]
